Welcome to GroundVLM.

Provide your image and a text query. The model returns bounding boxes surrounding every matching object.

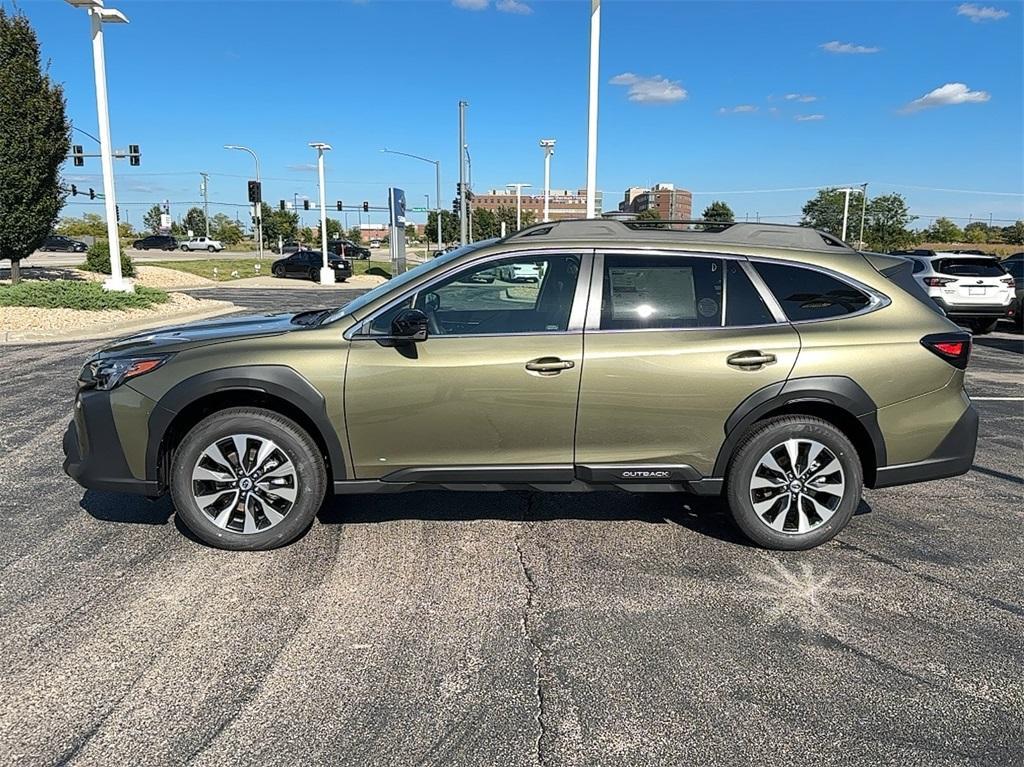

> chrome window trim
[747,256,891,325]
[344,248,593,341]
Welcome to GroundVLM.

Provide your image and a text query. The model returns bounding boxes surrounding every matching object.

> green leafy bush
[81,239,136,277]
[0,280,168,310]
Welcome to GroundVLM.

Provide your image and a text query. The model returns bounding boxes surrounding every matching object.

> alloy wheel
[190,434,298,534]
[748,438,846,535]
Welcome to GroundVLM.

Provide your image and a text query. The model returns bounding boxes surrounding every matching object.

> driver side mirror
[391,308,429,342]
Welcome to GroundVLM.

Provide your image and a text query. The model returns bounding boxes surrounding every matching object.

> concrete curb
[1,303,240,346]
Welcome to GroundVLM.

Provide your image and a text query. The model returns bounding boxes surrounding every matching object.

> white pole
[585,0,601,219]
[315,146,333,284]
[517,186,522,230]
[89,10,131,292]
[435,161,442,253]
[840,188,852,242]
[542,145,554,222]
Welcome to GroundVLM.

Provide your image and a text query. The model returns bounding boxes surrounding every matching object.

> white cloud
[956,3,1009,22]
[609,72,687,104]
[901,82,991,113]
[820,40,880,54]
[287,163,318,172]
[496,0,532,13]
[794,114,826,121]
[718,104,758,114]
[784,93,818,103]
[452,0,489,10]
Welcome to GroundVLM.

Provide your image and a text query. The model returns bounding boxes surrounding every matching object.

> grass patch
[149,257,394,280]
[0,280,169,310]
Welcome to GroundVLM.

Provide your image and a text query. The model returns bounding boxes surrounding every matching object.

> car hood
[95,312,306,357]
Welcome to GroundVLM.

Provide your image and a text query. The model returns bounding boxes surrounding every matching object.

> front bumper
[63,392,159,496]
[872,403,979,488]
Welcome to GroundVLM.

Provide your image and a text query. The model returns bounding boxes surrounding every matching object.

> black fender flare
[711,375,887,478]
[145,365,346,483]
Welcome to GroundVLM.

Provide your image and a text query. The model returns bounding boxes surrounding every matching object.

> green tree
[800,188,867,241]
[426,211,459,246]
[1001,221,1024,246]
[926,217,964,243]
[259,202,298,243]
[324,217,344,240]
[494,204,536,234]
[963,221,989,244]
[82,239,135,277]
[209,213,242,245]
[143,205,163,234]
[182,207,206,238]
[0,9,71,283]
[346,227,363,244]
[702,200,735,222]
[862,194,917,252]
[58,213,107,237]
[471,208,500,240]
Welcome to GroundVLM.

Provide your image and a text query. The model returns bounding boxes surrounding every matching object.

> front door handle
[727,351,777,368]
[525,357,575,376]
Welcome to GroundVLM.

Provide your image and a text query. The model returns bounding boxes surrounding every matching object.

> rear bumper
[62,395,160,497]
[872,404,978,488]
[931,296,1013,318]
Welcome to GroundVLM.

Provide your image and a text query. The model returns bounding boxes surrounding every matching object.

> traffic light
[247,180,262,204]
[362,201,369,212]
[303,199,310,211]
[72,145,84,167]
[70,184,78,196]
[336,200,343,211]
[88,188,96,200]
[279,200,286,211]
[128,144,140,166]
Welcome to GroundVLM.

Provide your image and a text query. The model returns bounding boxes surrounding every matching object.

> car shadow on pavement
[79,490,174,526]
[974,335,1024,354]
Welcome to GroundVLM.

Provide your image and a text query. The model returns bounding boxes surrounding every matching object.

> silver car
[179,236,224,253]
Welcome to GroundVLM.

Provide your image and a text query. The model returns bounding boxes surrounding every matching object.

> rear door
[936,256,1011,306]
[575,252,800,478]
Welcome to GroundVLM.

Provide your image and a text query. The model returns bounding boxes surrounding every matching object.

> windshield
[324,239,499,322]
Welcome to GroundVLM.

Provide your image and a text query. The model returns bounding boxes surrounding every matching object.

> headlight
[78,356,168,391]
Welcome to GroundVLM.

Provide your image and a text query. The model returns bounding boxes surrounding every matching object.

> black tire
[208,246,216,252]
[307,267,318,282]
[969,319,998,335]
[272,264,285,278]
[725,416,863,550]
[169,407,327,551]
[181,245,189,251]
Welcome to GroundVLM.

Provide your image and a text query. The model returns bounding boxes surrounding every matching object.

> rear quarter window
[753,262,872,321]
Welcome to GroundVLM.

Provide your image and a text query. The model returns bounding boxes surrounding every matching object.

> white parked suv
[497,262,543,283]
[898,250,1015,334]
[180,236,224,253]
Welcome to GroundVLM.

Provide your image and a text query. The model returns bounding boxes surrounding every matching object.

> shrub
[81,239,135,277]
[0,280,168,310]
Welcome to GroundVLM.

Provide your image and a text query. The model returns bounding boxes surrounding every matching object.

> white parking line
[971,397,1024,401]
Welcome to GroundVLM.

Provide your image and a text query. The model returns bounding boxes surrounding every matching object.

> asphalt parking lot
[0,289,1021,767]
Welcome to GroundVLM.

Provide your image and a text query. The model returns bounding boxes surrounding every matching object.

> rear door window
[600,255,723,330]
[935,258,1005,277]
[754,262,872,321]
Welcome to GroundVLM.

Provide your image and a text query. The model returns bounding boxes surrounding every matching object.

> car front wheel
[170,407,327,551]
[725,416,862,550]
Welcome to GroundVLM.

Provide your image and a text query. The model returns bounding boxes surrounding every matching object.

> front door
[575,253,801,478]
[344,252,589,480]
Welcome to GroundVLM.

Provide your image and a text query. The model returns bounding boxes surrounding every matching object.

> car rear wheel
[170,407,327,551]
[725,416,862,550]
[307,267,318,281]
[208,246,216,252]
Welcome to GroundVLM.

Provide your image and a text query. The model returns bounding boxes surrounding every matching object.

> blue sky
[18,0,1024,230]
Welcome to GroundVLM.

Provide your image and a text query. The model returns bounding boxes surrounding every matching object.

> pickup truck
[179,236,224,252]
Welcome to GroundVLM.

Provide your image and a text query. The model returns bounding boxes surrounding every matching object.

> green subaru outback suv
[64,220,978,551]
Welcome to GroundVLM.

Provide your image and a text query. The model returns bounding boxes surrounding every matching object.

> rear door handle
[525,357,575,375]
[727,351,777,368]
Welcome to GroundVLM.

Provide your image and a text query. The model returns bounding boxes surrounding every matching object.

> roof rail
[504,218,854,252]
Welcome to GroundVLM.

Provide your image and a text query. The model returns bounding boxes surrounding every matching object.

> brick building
[618,183,692,219]
[471,188,603,221]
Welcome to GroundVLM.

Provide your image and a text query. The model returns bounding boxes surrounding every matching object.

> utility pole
[837,187,862,242]
[857,182,868,248]
[459,100,468,246]
[200,172,210,237]
[540,139,556,222]
[507,183,531,231]
[465,144,473,243]
[585,0,601,219]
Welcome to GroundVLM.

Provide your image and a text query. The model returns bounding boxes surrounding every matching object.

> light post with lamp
[539,139,556,222]
[224,144,263,259]
[381,148,442,256]
[309,142,333,285]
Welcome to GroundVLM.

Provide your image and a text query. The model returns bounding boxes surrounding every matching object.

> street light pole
[837,186,862,243]
[585,0,601,219]
[540,139,556,222]
[858,182,869,248]
[309,142,333,285]
[381,148,442,254]
[465,144,473,243]
[507,183,531,231]
[459,101,469,246]
[224,144,263,259]
[65,0,131,291]
[200,172,210,237]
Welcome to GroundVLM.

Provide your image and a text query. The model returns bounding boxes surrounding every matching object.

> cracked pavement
[0,293,1021,766]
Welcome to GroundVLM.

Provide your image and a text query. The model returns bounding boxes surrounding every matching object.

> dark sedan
[132,235,178,251]
[40,235,87,253]
[329,239,371,260]
[271,249,352,282]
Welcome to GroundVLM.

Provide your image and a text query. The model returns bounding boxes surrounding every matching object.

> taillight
[1001,276,1015,288]
[924,277,955,287]
[921,332,972,369]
